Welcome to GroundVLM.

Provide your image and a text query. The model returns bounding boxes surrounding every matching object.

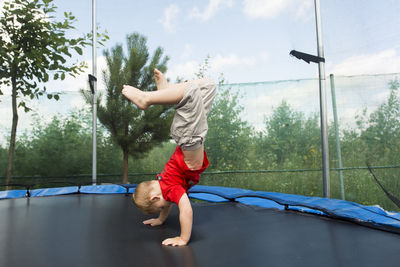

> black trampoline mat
[1,194,399,267]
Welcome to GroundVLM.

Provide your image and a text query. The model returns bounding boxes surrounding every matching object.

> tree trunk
[123,150,129,184]
[6,77,18,189]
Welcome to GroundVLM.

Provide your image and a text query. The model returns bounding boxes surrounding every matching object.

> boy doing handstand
[122,69,216,246]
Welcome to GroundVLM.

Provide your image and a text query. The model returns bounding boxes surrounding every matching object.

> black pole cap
[290,50,325,64]
[88,74,97,94]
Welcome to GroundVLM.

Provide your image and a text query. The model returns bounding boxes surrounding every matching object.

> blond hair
[132,181,158,214]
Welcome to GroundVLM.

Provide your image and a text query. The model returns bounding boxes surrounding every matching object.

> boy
[122,69,216,246]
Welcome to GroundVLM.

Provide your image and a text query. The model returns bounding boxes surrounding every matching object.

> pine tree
[97,33,173,183]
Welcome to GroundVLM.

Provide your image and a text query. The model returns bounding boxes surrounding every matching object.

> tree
[93,33,173,183]
[0,0,107,185]
[14,110,94,177]
[2,108,121,181]
[206,88,254,170]
[358,80,400,164]
[260,101,320,166]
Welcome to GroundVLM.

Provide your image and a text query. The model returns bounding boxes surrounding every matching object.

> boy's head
[132,180,169,214]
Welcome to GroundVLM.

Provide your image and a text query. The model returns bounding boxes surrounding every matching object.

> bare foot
[122,85,149,110]
[154,69,168,90]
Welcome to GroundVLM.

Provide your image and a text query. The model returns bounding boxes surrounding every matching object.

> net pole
[92,0,97,185]
[329,74,345,200]
[314,0,330,198]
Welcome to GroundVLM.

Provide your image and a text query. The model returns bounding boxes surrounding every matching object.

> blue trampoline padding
[236,197,286,210]
[80,184,127,194]
[189,185,400,229]
[0,189,27,199]
[1,184,399,230]
[189,185,254,200]
[237,197,326,215]
[189,192,229,203]
[30,186,79,197]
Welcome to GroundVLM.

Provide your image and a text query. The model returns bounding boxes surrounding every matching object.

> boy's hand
[162,236,187,246]
[143,218,163,226]
[143,204,172,227]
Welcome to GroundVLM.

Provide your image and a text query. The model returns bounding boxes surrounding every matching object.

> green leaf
[74,46,82,55]
[47,94,53,99]
[54,94,60,101]
[61,72,65,80]
[54,73,59,80]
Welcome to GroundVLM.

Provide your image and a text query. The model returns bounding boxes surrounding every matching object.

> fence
[1,73,400,211]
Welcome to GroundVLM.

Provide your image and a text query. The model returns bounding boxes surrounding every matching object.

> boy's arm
[158,203,172,222]
[143,203,171,226]
[162,193,193,246]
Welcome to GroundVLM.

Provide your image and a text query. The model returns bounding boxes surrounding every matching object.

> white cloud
[243,0,289,19]
[223,79,320,130]
[211,53,256,71]
[295,0,313,21]
[166,60,199,81]
[242,0,312,20]
[160,4,180,33]
[167,52,266,81]
[328,49,400,76]
[239,68,398,131]
[181,44,193,59]
[190,0,233,21]
[260,51,269,62]
[247,79,318,111]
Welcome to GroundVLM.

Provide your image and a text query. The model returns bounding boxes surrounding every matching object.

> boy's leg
[122,82,188,110]
[197,78,216,116]
[123,69,207,109]
[170,78,215,151]
[154,69,168,90]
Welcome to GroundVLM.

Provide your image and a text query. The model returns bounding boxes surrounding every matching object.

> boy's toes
[154,69,162,76]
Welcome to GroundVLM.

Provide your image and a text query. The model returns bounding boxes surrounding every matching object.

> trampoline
[1,184,400,267]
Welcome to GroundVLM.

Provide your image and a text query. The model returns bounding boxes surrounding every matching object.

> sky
[1,0,400,141]
[45,0,399,83]
[1,0,396,85]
